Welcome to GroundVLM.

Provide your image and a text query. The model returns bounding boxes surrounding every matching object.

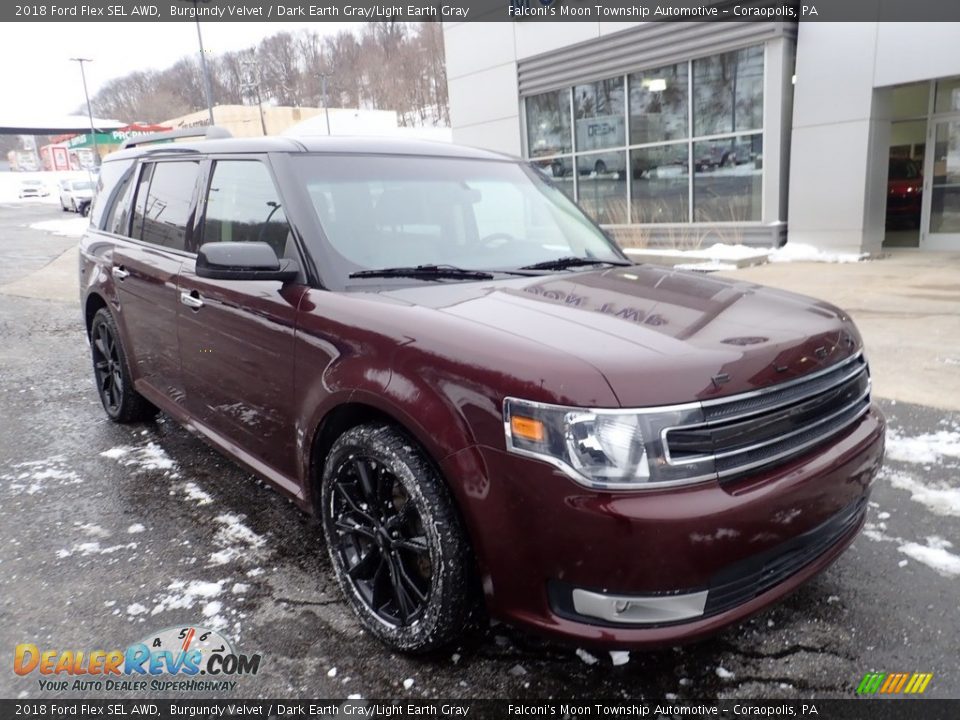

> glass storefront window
[576,151,627,224]
[574,77,626,151]
[524,44,766,228]
[693,45,764,136]
[531,156,575,201]
[693,135,763,222]
[630,144,689,223]
[526,90,572,158]
[629,64,689,145]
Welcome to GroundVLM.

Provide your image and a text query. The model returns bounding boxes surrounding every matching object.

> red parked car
[80,129,885,653]
[886,157,923,228]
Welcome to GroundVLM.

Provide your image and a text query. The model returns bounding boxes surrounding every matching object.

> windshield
[291,154,623,277]
[72,181,94,191]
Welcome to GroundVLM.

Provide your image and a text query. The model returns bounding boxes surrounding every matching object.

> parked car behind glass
[79,130,884,653]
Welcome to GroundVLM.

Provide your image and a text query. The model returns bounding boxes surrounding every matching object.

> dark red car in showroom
[79,130,885,653]
[886,157,923,228]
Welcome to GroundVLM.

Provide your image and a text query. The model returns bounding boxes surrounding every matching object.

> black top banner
[3,699,960,720]
[6,0,960,22]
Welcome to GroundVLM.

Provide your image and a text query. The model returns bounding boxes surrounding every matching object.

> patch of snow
[202,601,222,618]
[231,583,249,594]
[402,678,415,690]
[575,648,599,665]
[898,559,909,568]
[2,456,84,494]
[127,603,148,616]
[100,442,176,472]
[79,523,110,538]
[57,541,137,558]
[28,218,90,237]
[716,666,735,679]
[327,667,338,678]
[609,651,630,666]
[127,523,146,534]
[877,512,890,520]
[181,482,214,506]
[149,579,225,616]
[898,537,960,578]
[768,243,866,264]
[886,428,960,465]
[885,469,960,517]
[347,694,363,700]
[209,513,266,566]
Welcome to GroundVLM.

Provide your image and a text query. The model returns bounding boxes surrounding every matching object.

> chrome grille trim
[662,353,871,478]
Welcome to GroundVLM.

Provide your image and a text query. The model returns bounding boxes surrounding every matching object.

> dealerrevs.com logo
[14,625,261,693]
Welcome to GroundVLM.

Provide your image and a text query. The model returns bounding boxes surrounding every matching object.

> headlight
[504,397,715,490]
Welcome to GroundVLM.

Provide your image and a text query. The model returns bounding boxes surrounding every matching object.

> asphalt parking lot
[1,203,958,700]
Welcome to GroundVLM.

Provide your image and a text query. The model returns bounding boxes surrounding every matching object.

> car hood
[379,265,861,407]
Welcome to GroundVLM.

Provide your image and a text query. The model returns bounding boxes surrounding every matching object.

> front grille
[703,498,867,616]
[664,353,870,480]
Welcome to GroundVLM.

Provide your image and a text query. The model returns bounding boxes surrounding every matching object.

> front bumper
[442,405,885,648]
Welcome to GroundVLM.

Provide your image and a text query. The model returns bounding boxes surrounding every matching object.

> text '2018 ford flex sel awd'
[80,128,885,653]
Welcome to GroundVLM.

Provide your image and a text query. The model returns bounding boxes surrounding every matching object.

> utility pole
[320,73,331,135]
[178,0,216,125]
[240,60,268,136]
[70,57,100,168]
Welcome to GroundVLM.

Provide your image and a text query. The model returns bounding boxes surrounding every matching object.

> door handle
[112,266,130,280]
[180,291,205,309]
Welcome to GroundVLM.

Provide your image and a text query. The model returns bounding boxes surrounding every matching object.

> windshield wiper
[519,256,633,271]
[349,264,495,281]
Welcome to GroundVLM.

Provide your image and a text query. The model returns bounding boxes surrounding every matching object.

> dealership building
[442,21,960,253]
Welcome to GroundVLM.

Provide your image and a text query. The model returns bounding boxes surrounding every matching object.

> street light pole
[321,73,331,135]
[70,57,100,168]
[179,0,216,125]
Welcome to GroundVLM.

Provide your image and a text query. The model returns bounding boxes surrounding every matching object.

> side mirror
[196,242,299,282]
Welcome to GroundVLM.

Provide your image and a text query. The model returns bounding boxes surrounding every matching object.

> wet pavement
[1,204,958,700]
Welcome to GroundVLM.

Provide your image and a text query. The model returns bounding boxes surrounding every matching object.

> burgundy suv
[80,129,885,653]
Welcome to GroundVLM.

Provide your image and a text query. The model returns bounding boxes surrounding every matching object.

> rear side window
[91,159,134,230]
[133,161,200,251]
[202,160,294,260]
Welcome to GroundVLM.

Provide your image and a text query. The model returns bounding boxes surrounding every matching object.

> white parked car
[18,180,49,199]
[59,179,95,215]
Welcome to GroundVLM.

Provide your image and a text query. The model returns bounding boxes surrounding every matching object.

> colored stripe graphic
[857,672,932,695]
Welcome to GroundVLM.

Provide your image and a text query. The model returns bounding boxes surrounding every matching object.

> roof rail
[120,126,232,149]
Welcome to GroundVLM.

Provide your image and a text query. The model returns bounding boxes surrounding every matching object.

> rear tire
[89,308,158,423]
[320,423,480,653]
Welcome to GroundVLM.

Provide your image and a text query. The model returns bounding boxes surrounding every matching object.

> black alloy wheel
[89,308,157,423]
[321,424,480,653]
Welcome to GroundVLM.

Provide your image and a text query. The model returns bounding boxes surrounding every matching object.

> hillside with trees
[89,22,448,127]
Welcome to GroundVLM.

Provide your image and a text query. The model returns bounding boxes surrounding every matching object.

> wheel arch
[84,292,109,337]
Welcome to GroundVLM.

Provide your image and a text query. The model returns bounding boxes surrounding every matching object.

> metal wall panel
[518,21,797,97]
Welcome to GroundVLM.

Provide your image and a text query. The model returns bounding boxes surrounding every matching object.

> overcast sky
[2,22,361,119]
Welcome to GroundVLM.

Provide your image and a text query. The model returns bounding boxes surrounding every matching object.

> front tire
[320,424,480,653]
[89,308,157,423]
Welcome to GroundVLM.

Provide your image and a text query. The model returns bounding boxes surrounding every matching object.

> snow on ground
[0,456,84,494]
[624,241,868,269]
[180,481,214,506]
[0,170,79,204]
[897,537,960,578]
[767,243,866,264]
[884,469,960,517]
[29,217,89,237]
[885,427,960,465]
[209,512,267,566]
[99,442,177,472]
